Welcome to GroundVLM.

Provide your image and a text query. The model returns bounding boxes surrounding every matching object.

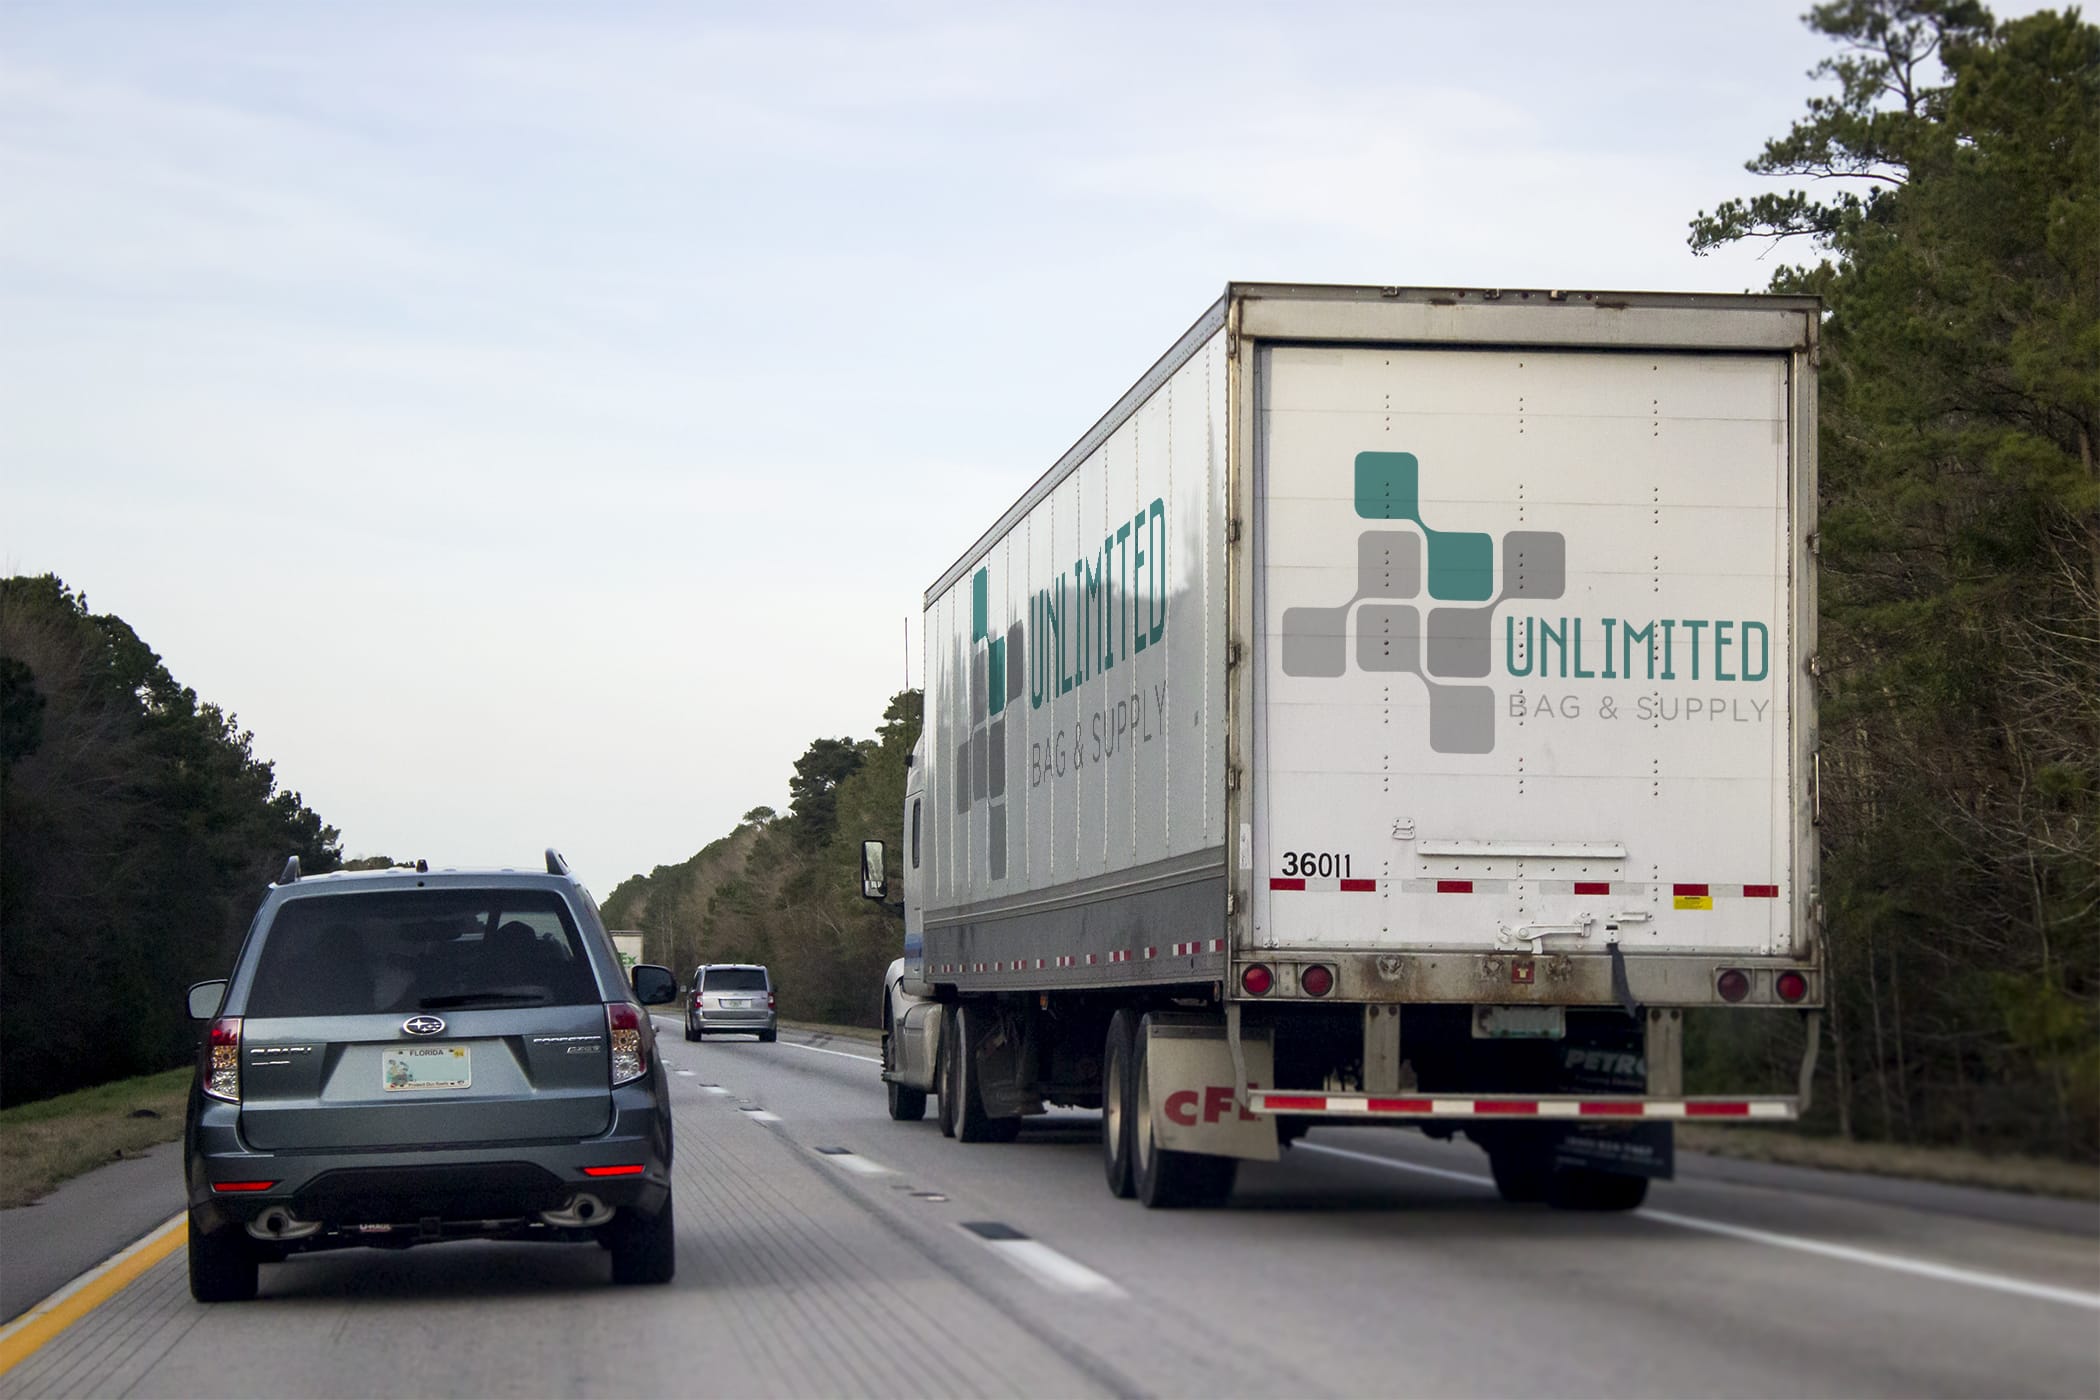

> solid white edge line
[1634,1208,2100,1312]
[778,1040,882,1064]
[1299,1141,1494,1188]
[1298,1141,2100,1312]
[979,1238,1123,1297]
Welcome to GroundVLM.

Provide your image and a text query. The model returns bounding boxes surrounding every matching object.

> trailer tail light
[1775,971,1809,1003]
[203,1017,242,1102]
[1716,969,1750,1003]
[607,1003,646,1085]
[1240,964,1274,997]
[1300,964,1334,997]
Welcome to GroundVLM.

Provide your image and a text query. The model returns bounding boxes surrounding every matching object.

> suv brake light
[606,1003,646,1085]
[768,992,776,1010]
[204,1017,242,1102]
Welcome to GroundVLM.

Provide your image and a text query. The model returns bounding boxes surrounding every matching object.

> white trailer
[860,283,1821,1208]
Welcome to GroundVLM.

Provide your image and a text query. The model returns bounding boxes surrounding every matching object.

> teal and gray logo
[1280,451,1564,754]
[956,567,1023,880]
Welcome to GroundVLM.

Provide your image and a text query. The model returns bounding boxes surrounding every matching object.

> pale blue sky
[2,1,1889,889]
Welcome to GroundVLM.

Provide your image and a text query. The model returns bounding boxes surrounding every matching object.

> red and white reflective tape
[1108,950,1131,964]
[1246,1091,1796,1121]
[1266,878,1787,899]
[1269,877,1379,893]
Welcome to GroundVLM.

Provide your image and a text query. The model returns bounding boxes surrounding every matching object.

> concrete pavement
[5,1023,2095,1398]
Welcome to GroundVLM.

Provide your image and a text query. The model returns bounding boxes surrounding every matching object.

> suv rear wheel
[187,1214,259,1303]
[609,1195,677,1285]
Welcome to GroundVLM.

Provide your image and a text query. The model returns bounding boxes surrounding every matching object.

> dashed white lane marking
[960,1223,1122,1297]
[740,1109,782,1123]
[674,1069,696,1077]
[701,1085,731,1095]
[813,1148,891,1177]
[1299,1141,2100,1312]
[780,1040,882,1064]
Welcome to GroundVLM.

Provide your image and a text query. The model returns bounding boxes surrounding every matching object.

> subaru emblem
[403,1015,445,1036]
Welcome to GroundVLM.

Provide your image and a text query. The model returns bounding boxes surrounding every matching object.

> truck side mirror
[860,840,888,901]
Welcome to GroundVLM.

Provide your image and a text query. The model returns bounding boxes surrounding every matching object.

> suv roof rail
[276,855,301,885]
[545,848,570,877]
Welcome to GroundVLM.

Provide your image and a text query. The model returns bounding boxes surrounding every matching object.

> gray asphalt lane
[689,1027,2100,1400]
[8,1024,2097,1399]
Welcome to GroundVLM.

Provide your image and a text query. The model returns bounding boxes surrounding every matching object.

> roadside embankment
[0,1069,188,1211]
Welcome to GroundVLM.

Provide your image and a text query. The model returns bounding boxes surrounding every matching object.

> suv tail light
[203,1017,242,1102]
[606,1003,646,1085]
[768,992,776,1010]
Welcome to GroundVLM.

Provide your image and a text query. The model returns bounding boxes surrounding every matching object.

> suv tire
[187,1214,259,1303]
[609,1195,676,1285]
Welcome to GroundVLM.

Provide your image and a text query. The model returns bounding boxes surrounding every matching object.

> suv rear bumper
[186,1088,670,1233]
[688,1011,777,1033]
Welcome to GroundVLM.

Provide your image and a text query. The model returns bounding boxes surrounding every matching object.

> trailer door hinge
[1226,518,1242,543]
[1227,641,1244,668]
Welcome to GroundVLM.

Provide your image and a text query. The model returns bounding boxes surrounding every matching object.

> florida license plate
[383,1045,470,1091]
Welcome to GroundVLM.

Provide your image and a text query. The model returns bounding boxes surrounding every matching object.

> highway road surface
[5,1022,2095,1398]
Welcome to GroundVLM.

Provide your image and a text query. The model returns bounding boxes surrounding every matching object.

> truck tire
[1488,1146,1550,1204]
[1101,1010,1139,1198]
[936,1010,959,1137]
[1547,1168,1649,1212]
[609,1194,677,1285]
[1131,1014,1237,1209]
[884,1011,928,1122]
[952,1002,1021,1144]
[187,1214,259,1303]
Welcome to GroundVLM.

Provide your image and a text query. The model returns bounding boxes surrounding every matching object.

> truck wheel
[1488,1147,1550,1204]
[952,1002,1021,1144]
[609,1194,677,1285]
[1101,1010,1138,1198]
[1547,1168,1649,1212]
[187,1213,259,1303]
[1131,1014,1237,1209]
[936,1009,958,1137]
[884,1012,928,1122]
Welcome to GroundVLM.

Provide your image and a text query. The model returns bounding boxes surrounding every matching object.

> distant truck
[860,282,1823,1209]
[609,932,644,972]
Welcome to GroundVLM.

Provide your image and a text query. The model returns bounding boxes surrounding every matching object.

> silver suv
[684,964,776,1042]
[181,851,680,1302]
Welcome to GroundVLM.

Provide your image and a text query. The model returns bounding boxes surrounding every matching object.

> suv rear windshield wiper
[418,991,552,1009]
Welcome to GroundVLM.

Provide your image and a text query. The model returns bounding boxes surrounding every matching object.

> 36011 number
[1278,851,1352,878]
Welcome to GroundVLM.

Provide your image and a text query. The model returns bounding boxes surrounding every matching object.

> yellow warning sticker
[1674,895,1714,911]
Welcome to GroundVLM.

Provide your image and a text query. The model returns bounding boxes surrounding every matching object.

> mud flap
[1146,1017,1279,1162]
[1552,1123,1673,1178]
[1556,1028,1672,1179]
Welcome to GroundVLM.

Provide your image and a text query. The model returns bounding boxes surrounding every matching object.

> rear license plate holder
[384,1045,471,1091]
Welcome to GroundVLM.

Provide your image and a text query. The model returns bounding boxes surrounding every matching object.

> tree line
[1689,0,2097,1160]
[598,691,920,1029]
[0,576,341,1106]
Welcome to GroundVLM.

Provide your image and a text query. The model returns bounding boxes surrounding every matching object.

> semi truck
[859,282,1822,1209]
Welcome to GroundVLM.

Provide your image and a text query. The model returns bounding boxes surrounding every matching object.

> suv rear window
[701,967,766,991]
[246,889,599,1017]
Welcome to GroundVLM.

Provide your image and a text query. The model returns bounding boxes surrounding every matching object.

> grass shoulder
[0,1067,190,1210]
[1678,1124,2100,1201]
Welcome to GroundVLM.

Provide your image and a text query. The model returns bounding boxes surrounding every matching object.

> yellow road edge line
[0,1212,186,1379]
